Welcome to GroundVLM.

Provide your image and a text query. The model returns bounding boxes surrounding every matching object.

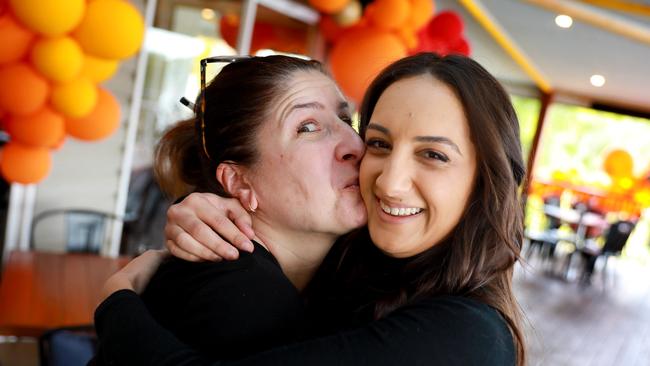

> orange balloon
[329,27,407,103]
[0,63,49,116]
[50,77,98,118]
[397,26,418,51]
[6,106,65,148]
[0,142,51,184]
[407,0,435,30]
[309,0,350,14]
[370,0,411,30]
[604,149,634,178]
[0,14,35,65]
[30,36,84,83]
[65,88,120,141]
[72,0,144,59]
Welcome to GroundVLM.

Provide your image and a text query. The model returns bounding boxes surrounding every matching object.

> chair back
[39,325,96,366]
[30,209,122,253]
[602,220,635,255]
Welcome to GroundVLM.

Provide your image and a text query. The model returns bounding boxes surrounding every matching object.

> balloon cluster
[219,14,308,55]
[312,0,470,104]
[0,0,144,184]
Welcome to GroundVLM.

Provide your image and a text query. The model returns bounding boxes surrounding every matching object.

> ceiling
[439,0,650,116]
[158,0,650,116]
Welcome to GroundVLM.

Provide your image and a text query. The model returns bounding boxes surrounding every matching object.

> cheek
[359,157,379,192]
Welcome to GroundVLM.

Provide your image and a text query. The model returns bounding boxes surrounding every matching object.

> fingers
[166,223,227,261]
[165,192,256,261]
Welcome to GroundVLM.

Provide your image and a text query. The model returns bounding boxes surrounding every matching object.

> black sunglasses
[180,55,252,160]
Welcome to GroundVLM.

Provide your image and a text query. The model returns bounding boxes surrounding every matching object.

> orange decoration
[370,0,411,30]
[0,14,35,65]
[309,0,350,14]
[219,14,307,55]
[65,88,120,141]
[0,63,49,116]
[6,106,65,148]
[329,26,407,104]
[319,15,345,43]
[397,26,418,51]
[407,0,435,30]
[0,142,51,184]
[604,149,634,178]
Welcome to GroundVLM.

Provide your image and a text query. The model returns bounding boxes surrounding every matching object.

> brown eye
[422,150,449,162]
[366,138,390,150]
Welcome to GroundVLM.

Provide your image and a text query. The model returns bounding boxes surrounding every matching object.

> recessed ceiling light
[590,74,606,87]
[201,8,215,21]
[555,14,573,28]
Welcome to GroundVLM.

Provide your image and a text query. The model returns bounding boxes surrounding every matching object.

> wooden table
[0,251,130,337]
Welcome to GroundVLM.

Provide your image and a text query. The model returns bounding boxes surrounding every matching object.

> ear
[216,163,258,212]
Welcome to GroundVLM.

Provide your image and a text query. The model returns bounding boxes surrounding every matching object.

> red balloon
[319,15,344,43]
[427,11,464,42]
[448,37,471,56]
[413,28,449,55]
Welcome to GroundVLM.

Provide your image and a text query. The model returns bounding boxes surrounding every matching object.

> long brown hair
[154,55,328,199]
[357,53,526,365]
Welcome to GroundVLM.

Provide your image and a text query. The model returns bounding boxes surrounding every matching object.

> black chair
[38,325,97,366]
[578,220,635,286]
[30,209,126,253]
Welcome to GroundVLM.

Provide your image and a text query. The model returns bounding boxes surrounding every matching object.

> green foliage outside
[511,95,650,263]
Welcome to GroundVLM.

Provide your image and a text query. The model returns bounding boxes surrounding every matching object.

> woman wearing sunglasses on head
[94,53,526,366]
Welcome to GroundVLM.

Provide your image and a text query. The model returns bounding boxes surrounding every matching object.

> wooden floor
[515,251,650,366]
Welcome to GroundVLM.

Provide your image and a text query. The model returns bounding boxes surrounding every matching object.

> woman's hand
[100,249,169,302]
[165,192,256,262]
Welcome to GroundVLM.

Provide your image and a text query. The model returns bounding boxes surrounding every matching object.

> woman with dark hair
[96,53,526,365]
[92,54,367,363]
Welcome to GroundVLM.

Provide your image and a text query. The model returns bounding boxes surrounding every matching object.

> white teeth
[379,200,422,217]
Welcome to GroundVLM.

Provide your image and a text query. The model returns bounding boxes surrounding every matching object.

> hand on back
[165,192,256,262]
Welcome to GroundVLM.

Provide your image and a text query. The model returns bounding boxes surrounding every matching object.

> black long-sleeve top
[95,289,514,365]
[94,230,515,365]
[92,241,306,364]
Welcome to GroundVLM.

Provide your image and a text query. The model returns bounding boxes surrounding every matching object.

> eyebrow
[282,100,350,124]
[366,123,463,156]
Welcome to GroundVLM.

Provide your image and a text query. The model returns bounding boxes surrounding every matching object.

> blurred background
[0,0,649,365]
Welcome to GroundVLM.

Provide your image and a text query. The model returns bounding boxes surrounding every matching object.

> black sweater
[92,241,306,364]
[95,289,514,365]
[94,234,515,365]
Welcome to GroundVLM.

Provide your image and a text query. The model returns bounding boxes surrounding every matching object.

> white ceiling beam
[525,0,650,46]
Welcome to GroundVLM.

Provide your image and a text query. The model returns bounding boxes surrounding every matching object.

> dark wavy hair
[353,53,526,365]
[154,55,328,199]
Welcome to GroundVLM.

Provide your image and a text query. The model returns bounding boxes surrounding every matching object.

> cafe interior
[0,0,649,365]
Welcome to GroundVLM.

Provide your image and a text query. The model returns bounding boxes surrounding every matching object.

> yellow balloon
[30,37,84,83]
[50,78,98,119]
[73,0,145,59]
[80,54,119,83]
[9,0,85,36]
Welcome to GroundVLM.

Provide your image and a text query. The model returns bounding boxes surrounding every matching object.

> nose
[375,152,412,199]
[334,123,364,164]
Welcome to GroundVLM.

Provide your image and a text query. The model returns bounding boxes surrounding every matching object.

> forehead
[372,75,469,138]
[274,70,344,110]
